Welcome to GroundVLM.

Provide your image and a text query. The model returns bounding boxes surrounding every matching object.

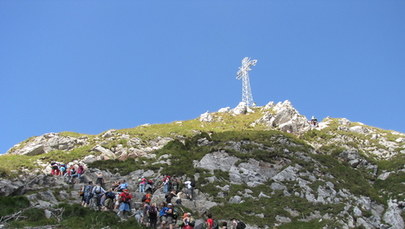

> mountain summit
[1,101,404,228]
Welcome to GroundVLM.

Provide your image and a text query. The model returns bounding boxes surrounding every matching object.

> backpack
[84,185,93,194]
[94,186,102,194]
[236,221,246,229]
[106,191,115,199]
[190,180,195,187]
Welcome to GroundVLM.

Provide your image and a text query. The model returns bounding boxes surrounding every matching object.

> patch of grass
[209,191,345,227]
[376,154,405,172]
[0,196,30,217]
[375,171,405,201]
[59,132,92,138]
[9,203,145,229]
[37,145,96,163]
[9,208,56,228]
[278,219,333,229]
[0,155,37,178]
[311,154,382,204]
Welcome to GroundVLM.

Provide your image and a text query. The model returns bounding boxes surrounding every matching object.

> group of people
[50,162,246,229]
[50,161,85,183]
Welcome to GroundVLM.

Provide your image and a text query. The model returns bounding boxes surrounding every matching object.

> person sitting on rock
[68,166,78,183]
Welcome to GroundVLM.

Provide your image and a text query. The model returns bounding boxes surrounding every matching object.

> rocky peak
[7,133,88,156]
[253,100,311,134]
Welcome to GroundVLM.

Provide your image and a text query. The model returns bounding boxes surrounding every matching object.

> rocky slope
[1,101,404,229]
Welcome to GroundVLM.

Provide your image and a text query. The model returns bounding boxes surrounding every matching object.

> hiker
[231,219,246,229]
[134,207,144,224]
[81,181,94,207]
[219,222,227,229]
[310,116,318,127]
[184,179,194,200]
[205,213,217,229]
[77,164,85,182]
[181,212,195,229]
[92,183,106,210]
[139,177,147,193]
[171,176,181,193]
[161,203,176,229]
[162,175,171,194]
[147,202,159,229]
[103,188,116,211]
[118,180,128,192]
[145,179,154,193]
[59,163,66,176]
[142,191,152,204]
[112,180,120,191]
[118,189,133,218]
[68,166,78,183]
[51,162,59,175]
[95,172,105,188]
[165,190,176,204]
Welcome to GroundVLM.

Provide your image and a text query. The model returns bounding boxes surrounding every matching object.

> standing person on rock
[183,179,195,200]
[92,183,106,210]
[139,177,147,193]
[95,172,104,188]
[147,202,159,229]
[82,181,94,207]
[118,189,133,219]
[162,175,171,194]
[77,164,85,182]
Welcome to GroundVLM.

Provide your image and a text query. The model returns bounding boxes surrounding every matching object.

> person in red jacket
[118,189,133,218]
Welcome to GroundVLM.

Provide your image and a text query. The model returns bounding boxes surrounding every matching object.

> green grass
[278,219,334,229]
[311,154,382,204]
[209,190,345,227]
[0,196,30,217]
[0,145,97,178]
[8,203,145,229]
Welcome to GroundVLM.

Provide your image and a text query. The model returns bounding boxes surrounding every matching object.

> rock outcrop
[7,133,88,156]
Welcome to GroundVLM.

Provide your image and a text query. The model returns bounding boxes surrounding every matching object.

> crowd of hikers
[49,162,247,229]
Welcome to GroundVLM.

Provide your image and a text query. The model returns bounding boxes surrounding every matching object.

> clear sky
[1,1,404,154]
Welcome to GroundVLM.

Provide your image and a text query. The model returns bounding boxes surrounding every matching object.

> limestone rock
[218,107,231,113]
[199,112,213,122]
[253,100,311,134]
[232,102,248,115]
[93,145,116,159]
[383,199,404,229]
[7,133,88,155]
[195,151,239,172]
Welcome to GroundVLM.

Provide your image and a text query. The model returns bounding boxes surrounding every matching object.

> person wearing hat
[165,203,176,229]
[182,212,195,229]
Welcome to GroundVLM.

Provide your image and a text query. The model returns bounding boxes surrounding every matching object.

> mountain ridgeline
[1,101,404,229]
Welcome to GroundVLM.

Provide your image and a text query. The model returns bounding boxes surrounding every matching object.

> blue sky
[1,1,404,154]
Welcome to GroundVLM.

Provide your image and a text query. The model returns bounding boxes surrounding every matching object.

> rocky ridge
[1,100,404,228]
